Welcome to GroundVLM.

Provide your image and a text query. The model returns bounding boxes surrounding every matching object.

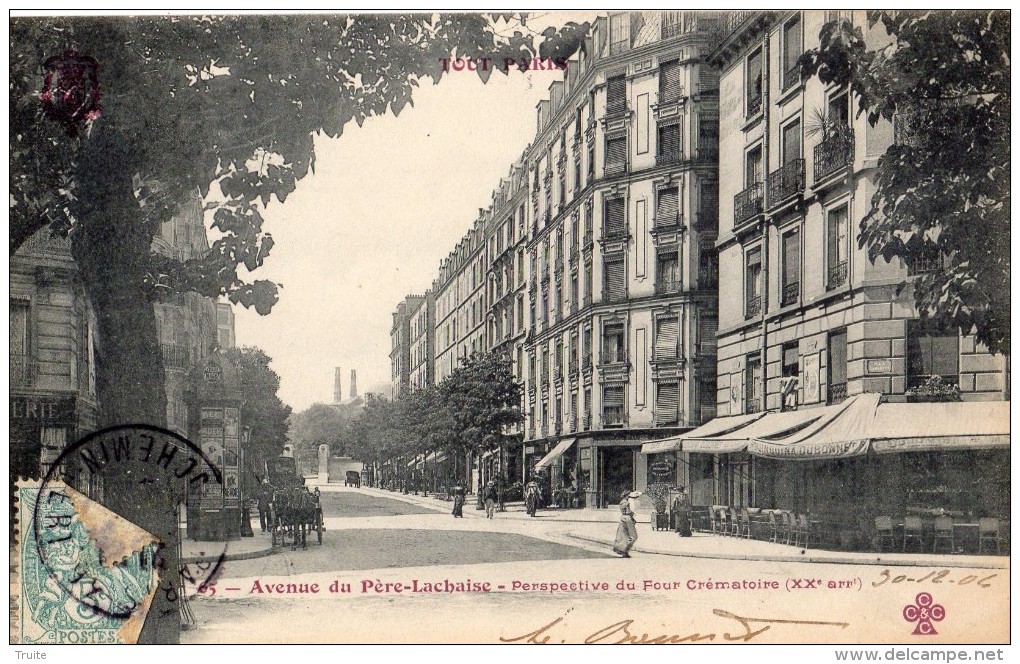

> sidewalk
[351,484,1009,570]
[180,524,276,564]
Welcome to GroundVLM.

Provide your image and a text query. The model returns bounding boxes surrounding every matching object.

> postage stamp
[15,480,159,644]
[8,8,1011,651]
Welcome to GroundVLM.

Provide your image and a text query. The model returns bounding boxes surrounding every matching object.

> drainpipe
[760,24,770,414]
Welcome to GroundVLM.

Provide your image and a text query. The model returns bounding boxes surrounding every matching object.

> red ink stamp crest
[903,592,945,635]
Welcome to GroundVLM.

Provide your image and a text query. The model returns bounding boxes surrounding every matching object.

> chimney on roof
[334,367,342,404]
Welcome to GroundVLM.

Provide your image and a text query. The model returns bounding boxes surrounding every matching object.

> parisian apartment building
[9,190,237,511]
[390,11,725,504]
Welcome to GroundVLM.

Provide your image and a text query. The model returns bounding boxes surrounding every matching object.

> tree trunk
[71,130,179,644]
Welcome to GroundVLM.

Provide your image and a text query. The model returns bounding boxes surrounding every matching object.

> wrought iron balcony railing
[814,130,854,182]
[603,409,628,427]
[745,295,762,319]
[734,182,764,226]
[655,149,682,167]
[781,281,800,307]
[768,158,805,207]
[827,260,848,290]
[600,347,629,365]
[654,279,682,295]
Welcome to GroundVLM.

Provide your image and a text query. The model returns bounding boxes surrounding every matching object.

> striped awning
[640,411,764,454]
[535,438,576,470]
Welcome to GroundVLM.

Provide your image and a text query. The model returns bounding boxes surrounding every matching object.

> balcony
[655,149,682,167]
[827,260,848,290]
[604,159,628,177]
[662,20,682,39]
[733,182,764,227]
[745,295,762,320]
[11,353,33,387]
[600,347,629,365]
[603,409,628,427]
[814,130,854,183]
[162,343,194,371]
[654,279,682,295]
[781,281,800,307]
[768,158,805,208]
[602,288,628,304]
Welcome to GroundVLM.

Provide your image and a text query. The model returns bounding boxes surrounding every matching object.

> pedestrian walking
[612,490,641,557]
[452,483,466,518]
[525,478,541,517]
[483,480,498,519]
[257,479,275,533]
[673,486,692,537]
[496,474,506,512]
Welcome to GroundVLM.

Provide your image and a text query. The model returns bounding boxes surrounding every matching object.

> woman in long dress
[673,487,693,537]
[452,484,465,518]
[612,490,640,557]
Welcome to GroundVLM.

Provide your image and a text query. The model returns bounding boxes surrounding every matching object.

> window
[656,251,680,294]
[745,145,764,186]
[655,382,680,426]
[908,242,948,276]
[827,328,848,404]
[656,122,681,164]
[699,245,718,288]
[607,74,627,114]
[828,91,850,128]
[745,246,763,318]
[781,228,801,306]
[654,316,680,361]
[584,203,593,239]
[826,205,849,289]
[746,48,763,117]
[602,322,626,364]
[907,322,960,389]
[604,258,626,302]
[698,181,718,229]
[746,356,762,413]
[697,114,718,159]
[605,134,627,174]
[554,339,563,380]
[609,15,630,55]
[782,120,802,165]
[699,317,718,355]
[11,299,30,386]
[655,185,679,227]
[659,60,682,102]
[570,334,579,372]
[541,346,550,384]
[603,384,626,426]
[570,274,579,310]
[604,197,627,238]
[782,14,803,90]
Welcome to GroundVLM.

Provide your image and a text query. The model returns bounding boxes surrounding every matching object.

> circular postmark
[33,424,227,621]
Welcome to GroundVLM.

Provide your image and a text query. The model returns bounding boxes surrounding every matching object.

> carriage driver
[257,479,275,533]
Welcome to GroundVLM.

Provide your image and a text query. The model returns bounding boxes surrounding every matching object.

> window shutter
[654,318,679,359]
[658,124,681,159]
[656,186,679,225]
[606,136,627,165]
[659,61,682,101]
[783,231,800,285]
[699,317,718,353]
[607,76,627,113]
[605,260,626,299]
[605,197,626,236]
[656,382,680,425]
[604,384,625,406]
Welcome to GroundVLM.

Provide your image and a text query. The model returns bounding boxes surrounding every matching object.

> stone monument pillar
[318,444,329,484]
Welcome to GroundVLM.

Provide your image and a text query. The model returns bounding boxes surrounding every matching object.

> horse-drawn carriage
[265,451,324,549]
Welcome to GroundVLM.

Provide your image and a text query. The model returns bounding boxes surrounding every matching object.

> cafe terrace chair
[932,515,955,553]
[874,516,895,552]
[978,518,1002,555]
[795,513,811,549]
[738,508,752,539]
[903,516,924,552]
[728,506,741,537]
[779,511,794,545]
[710,507,725,535]
[766,511,779,543]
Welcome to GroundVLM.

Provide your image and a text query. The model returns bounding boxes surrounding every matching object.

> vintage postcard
[8,9,1011,651]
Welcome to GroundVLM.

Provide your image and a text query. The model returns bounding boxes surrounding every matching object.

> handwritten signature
[500,609,849,644]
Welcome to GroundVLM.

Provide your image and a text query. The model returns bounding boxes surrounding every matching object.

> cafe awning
[685,407,829,454]
[747,393,880,459]
[639,412,764,454]
[535,437,576,470]
[870,401,1010,454]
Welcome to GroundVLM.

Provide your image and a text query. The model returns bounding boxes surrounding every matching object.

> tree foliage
[799,10,1010,354]
[224,346,292,468]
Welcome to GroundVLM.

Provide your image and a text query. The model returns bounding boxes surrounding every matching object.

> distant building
[389,294,424,399]
[408,292,435,392]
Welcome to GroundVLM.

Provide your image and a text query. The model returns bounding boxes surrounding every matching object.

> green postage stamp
[14,480,160,644]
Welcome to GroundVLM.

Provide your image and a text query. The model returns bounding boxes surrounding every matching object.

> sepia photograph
[7,8,1012,653]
